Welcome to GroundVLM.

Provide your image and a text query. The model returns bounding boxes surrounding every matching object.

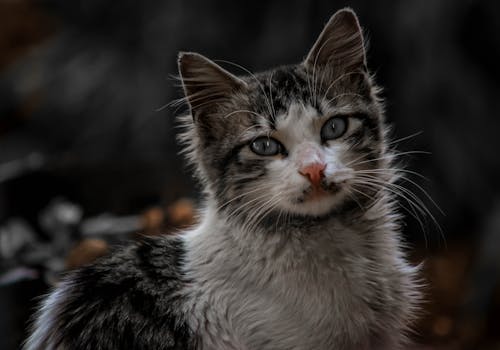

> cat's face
[178,9,388,223]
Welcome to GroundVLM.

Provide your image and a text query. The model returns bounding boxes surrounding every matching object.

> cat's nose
[299,162,326,187]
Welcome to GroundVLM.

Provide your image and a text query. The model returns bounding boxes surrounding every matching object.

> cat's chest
[183,221,399,349]
[257,268,374,344]
[191,252,380,350]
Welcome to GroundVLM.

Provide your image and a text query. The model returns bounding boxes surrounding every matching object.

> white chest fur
[182,208,416,350]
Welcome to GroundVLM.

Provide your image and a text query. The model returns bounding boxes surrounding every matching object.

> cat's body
[26,9,421,350]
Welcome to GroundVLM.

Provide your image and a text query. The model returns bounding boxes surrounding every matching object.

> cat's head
[178,9,390,223]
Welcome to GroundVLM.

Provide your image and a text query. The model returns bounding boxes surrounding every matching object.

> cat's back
[25,235,196,350]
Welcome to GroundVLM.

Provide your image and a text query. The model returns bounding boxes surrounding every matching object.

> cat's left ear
[178,52,247,116]
[304,8,366,72]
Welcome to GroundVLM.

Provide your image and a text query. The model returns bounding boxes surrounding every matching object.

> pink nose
[299,163,326,186]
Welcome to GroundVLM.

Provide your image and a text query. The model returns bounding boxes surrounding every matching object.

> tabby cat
[26,8,420,350]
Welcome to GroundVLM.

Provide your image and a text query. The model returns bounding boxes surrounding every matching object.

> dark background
[0,1,499,349]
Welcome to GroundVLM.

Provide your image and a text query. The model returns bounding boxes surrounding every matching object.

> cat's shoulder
[25,235,196,350]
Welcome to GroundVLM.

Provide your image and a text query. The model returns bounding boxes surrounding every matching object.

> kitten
[25,8,421,350]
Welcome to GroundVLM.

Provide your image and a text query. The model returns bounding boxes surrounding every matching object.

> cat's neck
[182,195,401,277]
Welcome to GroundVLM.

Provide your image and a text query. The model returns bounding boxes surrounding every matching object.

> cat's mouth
[302,187,328,202]
[297,181,342,203]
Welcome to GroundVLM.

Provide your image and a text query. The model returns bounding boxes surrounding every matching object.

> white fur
[181,199,419,350]
[24,285,67,350]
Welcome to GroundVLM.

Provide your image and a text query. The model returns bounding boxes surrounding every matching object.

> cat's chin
[287,191,346,217]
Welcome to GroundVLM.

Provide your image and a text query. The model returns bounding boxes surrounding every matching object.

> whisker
[353,174,443,241]
[351,180,429,245]
[356,170,442,214]
[320,71,363,106]
[387,131,424,146]
[323,92,364,107]
[344,187,367,212]
[235,124,266,140]
[216,187,269,212]
[345,150,430,167]
[221,110,264,120]
[354,168,429,182]
[245,193,283,233]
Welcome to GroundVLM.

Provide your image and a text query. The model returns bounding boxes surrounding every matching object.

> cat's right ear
[304,8,366,72]
[178,52,247,117]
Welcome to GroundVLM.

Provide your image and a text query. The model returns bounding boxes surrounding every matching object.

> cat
[25,8,421,350]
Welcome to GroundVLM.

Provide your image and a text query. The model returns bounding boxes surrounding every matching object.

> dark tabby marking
[26,237,196,350]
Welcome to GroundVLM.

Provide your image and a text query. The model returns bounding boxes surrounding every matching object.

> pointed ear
[178,52,246,115]
[304,8,366,72]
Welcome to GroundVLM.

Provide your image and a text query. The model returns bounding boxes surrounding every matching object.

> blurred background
[0,0,499,349]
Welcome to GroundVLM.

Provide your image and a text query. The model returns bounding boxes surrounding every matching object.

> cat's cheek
[265,160,309,200]
[323,144,350,165]
[265,159,296,183]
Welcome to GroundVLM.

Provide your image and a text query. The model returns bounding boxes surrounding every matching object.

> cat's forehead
[232,64,375,143]
[243,65,368,122]
[275,103,320,142]
[246,66,310,116]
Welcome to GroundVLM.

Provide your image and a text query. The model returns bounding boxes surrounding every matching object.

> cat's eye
[250,137,282,156]
[321,117,348,141]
